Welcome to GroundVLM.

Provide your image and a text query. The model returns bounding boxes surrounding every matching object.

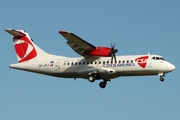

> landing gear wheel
[99,82,106,88]
[160,77,164,82]
[88,76,95,82]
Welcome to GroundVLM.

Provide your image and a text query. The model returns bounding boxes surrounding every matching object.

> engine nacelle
[86,47,112,57]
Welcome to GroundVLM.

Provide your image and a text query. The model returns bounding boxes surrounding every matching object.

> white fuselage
[5,29,175,88]
[9,54,175,81]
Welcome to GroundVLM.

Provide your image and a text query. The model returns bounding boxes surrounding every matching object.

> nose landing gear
[158,73,165,82]
[160,77,164,82]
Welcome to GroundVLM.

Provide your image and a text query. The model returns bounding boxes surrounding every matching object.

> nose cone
[167,63,175,72]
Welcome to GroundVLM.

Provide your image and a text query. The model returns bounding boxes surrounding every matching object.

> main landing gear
[99,81,107,88]
[88,75,96,82]
[88,74,109,88]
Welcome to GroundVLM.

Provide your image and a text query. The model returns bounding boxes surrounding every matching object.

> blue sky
[0,0,180,120]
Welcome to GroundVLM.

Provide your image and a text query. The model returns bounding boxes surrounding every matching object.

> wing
[59,31,96,57]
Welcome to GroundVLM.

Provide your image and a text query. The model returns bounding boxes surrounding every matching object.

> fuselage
[9,54,175,80]
[5,29,176,88]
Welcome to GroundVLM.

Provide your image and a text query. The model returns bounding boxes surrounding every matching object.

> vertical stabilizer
[5,29,65,63]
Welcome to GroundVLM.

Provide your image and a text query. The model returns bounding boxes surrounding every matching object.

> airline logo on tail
[14,36,37,62]
[5,29,38,62]
[135,56,149,68]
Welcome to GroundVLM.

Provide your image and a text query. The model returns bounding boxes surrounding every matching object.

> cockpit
[152,56,165,61]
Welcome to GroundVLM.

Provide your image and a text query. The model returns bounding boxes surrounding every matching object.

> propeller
[110,41,118,63]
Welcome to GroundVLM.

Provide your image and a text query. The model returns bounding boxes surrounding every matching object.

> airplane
[5,29,175,88]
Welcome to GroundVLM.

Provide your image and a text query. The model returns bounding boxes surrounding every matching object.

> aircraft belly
[47,72,79,78]
[116,70,159,76]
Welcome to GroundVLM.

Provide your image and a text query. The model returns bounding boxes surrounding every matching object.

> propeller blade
[111,53,113,63]
[110,40,113,49]
[113,53,117,63]
[110,40,118,63]
[112,42,115,49]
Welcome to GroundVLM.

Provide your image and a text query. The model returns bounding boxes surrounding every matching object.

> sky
[0,0,180,120]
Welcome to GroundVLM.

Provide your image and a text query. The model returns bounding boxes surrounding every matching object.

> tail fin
[5,29,63,63]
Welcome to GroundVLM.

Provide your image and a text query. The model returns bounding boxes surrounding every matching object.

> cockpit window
[160,57,165,61]
[156,57,160,60]
[152,56,165,61]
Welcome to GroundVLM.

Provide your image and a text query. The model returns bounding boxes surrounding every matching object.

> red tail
[13,36,37,62]
[5,29,37,62]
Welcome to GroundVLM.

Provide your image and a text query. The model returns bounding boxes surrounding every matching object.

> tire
[99,82,106,88]
[88,76,95,82]
[160,77,164,82]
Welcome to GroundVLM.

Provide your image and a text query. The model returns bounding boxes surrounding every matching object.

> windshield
[152,56,165,61]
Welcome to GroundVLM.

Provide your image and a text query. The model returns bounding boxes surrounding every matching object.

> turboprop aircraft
[5,29,175,88]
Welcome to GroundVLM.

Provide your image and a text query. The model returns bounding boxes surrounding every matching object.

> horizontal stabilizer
[4,29,25,37]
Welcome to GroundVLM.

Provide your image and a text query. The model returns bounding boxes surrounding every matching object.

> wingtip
[59,30,66,34]
[4,29,13,32]
[59,30,70,34]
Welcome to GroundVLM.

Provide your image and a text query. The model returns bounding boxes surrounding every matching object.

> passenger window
[107,61,109,63]
[99,61,101,64]
[91,62,93,64]
[67,63,70,65]
[119,60,121,63]
[127,60,129,63]
[87,62,89,65]
[95,62,97,64]
[83,62,85,65]
[75,62,77,65]
[103,61,105,64]
[71,63,73,65]
[123,60,125,63]
[131,60,133,63]
[79,62,81,65]
[64,63,66,65]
